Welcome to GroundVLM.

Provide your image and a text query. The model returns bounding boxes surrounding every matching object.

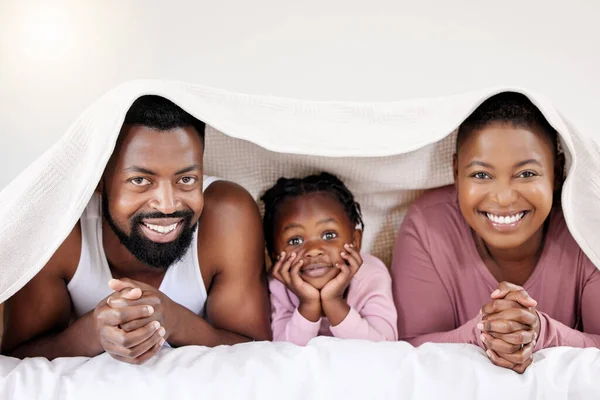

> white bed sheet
[1,339,598,399]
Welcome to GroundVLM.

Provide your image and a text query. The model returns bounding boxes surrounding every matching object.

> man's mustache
[132,210,194,221]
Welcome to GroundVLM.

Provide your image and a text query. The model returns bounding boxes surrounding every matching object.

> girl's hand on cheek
[321,244,362,301]
[272,251,320,304]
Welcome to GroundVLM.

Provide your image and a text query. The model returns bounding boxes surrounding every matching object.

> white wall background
[0,0,598,190]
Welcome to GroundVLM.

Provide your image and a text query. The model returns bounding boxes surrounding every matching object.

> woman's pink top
[391,185,600,351]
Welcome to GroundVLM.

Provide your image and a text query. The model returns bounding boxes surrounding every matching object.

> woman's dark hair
[124,95,206,144]
[457,92,558,158]
[457,91,564,205]
[261,172,364,258]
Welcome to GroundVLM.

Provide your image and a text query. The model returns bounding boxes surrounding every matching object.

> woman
[391,92,600,373]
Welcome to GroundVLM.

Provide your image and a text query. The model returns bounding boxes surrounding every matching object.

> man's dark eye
[130,177,150,186]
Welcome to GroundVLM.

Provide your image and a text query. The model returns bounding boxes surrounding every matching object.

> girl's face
[273,192,362,290]
[454,122,558,251]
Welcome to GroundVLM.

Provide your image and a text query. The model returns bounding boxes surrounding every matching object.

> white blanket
[1,339,599,399]
[1,79,599,303]
[1,80,599,398]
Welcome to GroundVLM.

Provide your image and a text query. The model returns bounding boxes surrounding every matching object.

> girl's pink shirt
[269,253,398,345]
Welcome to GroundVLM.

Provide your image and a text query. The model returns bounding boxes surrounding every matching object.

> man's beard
[102,192,197,269]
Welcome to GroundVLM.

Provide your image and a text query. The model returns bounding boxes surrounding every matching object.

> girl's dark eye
[322,232,337,240]
[288,237,303,246]
[472,172,491,180]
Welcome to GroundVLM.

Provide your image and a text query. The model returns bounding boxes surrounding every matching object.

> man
[0,96,271,364]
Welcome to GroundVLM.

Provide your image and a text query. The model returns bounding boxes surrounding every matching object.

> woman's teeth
[485,212,525,225]
[144,222,178,233]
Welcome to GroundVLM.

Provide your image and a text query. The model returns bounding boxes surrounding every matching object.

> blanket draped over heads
[1,80,599,303]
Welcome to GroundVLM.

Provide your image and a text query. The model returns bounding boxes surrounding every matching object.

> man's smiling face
[101,124,205,269]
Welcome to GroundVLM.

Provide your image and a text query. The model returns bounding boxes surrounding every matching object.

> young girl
[392,92,600,374]
[262,172,398,345]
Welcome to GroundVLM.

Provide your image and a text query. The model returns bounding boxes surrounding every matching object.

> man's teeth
[486,212,525,225]
[144,222,178,233]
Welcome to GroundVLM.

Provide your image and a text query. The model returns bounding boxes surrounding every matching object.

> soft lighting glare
[28,10,63,44]
[20,5,70,60]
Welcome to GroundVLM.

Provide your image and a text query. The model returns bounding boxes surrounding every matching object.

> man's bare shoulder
[199,180,261,232]
[197,180,263,271]
[202,180,260,217]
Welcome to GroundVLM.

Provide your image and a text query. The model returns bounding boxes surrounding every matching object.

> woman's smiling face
[454,121,558,251]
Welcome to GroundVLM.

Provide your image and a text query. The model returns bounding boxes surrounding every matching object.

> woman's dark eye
[472,172,491,180]
[518,171,537,178]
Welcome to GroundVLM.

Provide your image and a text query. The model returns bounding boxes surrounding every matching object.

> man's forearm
[6,312,103,359]
[167,304,253,347]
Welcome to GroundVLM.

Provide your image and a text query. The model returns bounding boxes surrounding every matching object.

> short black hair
[124,95,206,144]
[457,92,558,157]
[261,172,364,258]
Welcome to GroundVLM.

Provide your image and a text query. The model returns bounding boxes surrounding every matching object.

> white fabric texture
[1,80,600,398]
[1,338,599,399]
[1,79,598,304]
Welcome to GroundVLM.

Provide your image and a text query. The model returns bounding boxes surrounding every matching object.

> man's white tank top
[67,176,220,318]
